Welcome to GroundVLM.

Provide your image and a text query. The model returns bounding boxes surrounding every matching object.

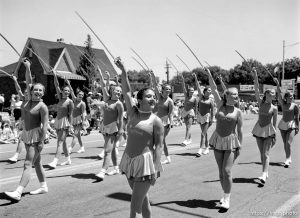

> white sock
[114,166,119,170]
[262,172,267,178]
[166,156,171,162]
[53,158,59,164]
[15,153,19,158]
[67,156,71,161]
[40,182,47,188]
[16,185,24,194]
[224,193,231,201]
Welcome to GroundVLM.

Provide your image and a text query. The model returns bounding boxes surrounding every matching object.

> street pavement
[0,113,299,218]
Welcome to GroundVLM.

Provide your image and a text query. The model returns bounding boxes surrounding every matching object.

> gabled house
[0,37,117,106]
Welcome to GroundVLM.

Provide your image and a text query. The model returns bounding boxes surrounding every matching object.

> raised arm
[115,57,135,115]
[96,66,109,101]
[53,71,62,100]
[253,68,262,105]
[114,75,119,86]
[206,68,222,108]
[193,73,202,97]
[11,76,24,99]
[65,79,76,100]
[218,75,227,92]
[23,59,33,100]
[273,78,283,106]
[180,74,187,97]
[105,71,111,89]
[150,71,160,98]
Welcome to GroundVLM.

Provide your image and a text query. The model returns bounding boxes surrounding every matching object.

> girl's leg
[5,144,35,200]
[222,150,235,194]
[255,137,264,167]
[220,150,235,208]
[8,140,23,162]
[214,149,225,192]
[130,181,151,218]
[61,129,69,157]
[285,130,295,163]
[262,137,272,174]
[19,144,35,188]
[162,126,171,164]
[30,142,48,195]
[280,130,288,160]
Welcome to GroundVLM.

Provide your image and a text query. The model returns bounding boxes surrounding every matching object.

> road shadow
[175,153,197,157]
[107,192,131,202]
[76,156,100,160]
[238,162,261,165]
[233,177,262,185]
[202,179,219,183]
[0,192,30,206]
[238,161,283,167]
[167,143,184,147]
[152,199,219,209]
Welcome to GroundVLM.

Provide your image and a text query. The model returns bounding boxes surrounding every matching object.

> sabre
[132,56,148,71]
[69,43,97,68]
[0,33,21,57]
[176,55,191,72]
[166,58,179,72]
[262,65,275,79]
[26,46,53,72]
[130,48,150,71]
[0,69,12,77]
[234,50,252,71]
[75,11,115,60]
[176,33,205,69]
[204,60,212,67]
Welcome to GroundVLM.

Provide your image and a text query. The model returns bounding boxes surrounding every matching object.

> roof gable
[14,37,117,78]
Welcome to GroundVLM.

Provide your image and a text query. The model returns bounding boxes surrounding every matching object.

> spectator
[0,93,5,112]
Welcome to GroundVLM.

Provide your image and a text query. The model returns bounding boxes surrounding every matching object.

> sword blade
[166,58,179,72]
[75,11,115,60]
[130,48,150,71]
[0,69,12,77]
[176,55,191,71]
[132,56,147,71]
[0,33,21,57]
[176,33,204,69]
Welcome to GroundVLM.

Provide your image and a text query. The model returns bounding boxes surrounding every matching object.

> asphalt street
[0,113,299,218]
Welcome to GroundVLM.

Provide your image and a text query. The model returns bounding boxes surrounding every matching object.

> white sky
[1,0,299,80]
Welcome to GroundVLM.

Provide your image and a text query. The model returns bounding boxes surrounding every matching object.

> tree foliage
[169,57,300,88]
[77,34,96,92]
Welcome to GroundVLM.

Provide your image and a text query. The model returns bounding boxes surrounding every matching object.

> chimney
[57,38,64,43]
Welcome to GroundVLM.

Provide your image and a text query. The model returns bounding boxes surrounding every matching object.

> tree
[76,34,96,92]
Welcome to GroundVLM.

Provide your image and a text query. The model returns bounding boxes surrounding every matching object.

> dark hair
[136,88,154,108]
[283,91,293,104]
[262,89,273,103]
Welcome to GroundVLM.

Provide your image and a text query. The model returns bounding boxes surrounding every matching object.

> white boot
[48,158,58,169]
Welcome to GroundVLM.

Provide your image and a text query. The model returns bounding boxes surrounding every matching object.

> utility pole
[165,59,171,84]
[282,40,285,81]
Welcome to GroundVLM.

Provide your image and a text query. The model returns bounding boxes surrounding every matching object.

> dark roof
[0,62,17,77]
[26,38,117,76]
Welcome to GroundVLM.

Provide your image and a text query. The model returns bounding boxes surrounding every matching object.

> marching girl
[5,59,49,201]
[116,58,163,218]
[193,73,214,157]
[48,72,74,168]
[274,78,299,167]
[151,71,174,164]
[95,67,124,180]
[252,68,278,183]
[180,74,197,146]
[7,73,31,162]
[65,79,86,154]
[206,68,243,209]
